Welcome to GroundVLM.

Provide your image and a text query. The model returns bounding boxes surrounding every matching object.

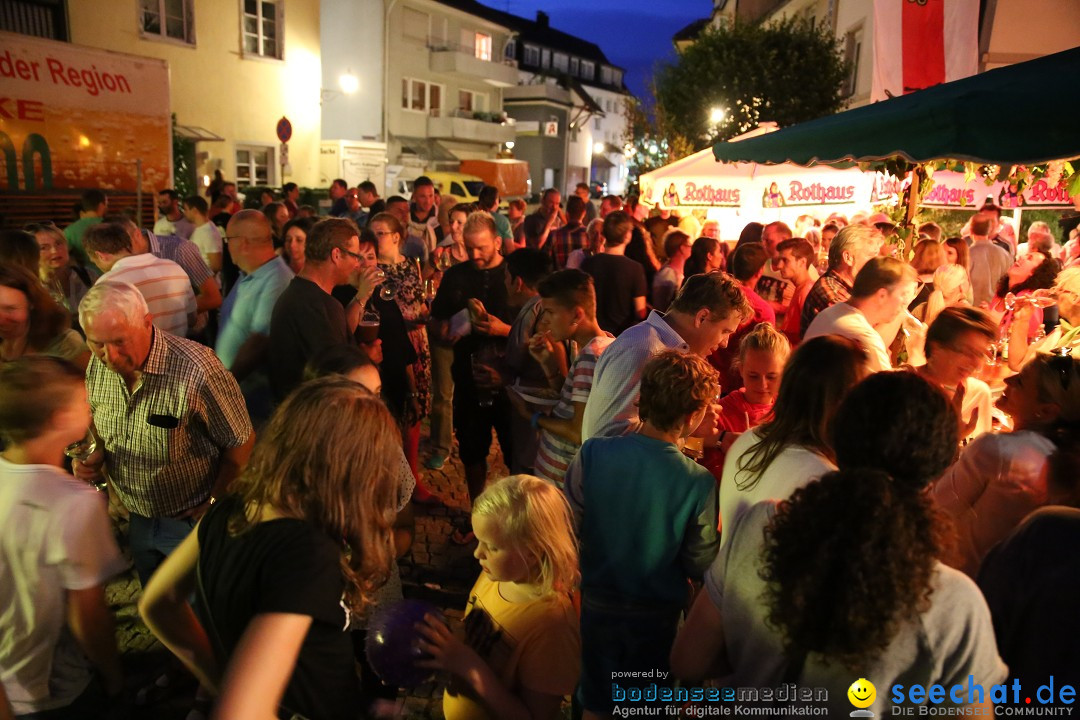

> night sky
[477,0,712,100]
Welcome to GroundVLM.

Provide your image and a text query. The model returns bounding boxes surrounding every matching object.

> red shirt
[708,285,775,394]
[781,279,814,345]
[700,389,774,482]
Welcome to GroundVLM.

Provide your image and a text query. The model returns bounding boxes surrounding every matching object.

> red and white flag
[872,0,979,102]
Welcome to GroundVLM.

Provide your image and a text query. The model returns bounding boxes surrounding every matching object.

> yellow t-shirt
[442,574,580,720]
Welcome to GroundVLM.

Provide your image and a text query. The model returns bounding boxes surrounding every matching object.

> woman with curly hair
[989,250,1059,343]
[139,376,401,719]
[0,265,89,369]
[672,372,1007,715]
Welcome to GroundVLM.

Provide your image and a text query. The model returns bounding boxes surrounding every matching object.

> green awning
[712,46,1080,167]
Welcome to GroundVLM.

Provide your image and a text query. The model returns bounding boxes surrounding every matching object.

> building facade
[6,0,326,192]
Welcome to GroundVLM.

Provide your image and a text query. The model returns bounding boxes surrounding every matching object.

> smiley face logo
[848,678,876,709]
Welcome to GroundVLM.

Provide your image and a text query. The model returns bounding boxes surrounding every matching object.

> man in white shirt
[83,222,197,337]
[153,189,194,240]
[804,256,918,373]
[184,195,223,274]
[582,272,751,441]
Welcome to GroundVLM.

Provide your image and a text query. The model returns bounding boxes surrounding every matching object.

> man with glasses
[216,210,295,424]
[268,218,378,401]
[916,306,999,442]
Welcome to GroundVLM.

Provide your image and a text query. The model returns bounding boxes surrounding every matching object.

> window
[1,0,68,41]
[553,52,568,72]
[594,117,601,130]
[600,65,613,85]
[523,44,540,66]
[541,48,550,69]
[580,60,595,80]
[474,32,492,61]
[459,89,488,114]
[140,0,193,44]
[242,0,281,59]
[402,78,443,114]
[504,39,516,61]
[612,69,623,86]
[569,57,579,75]
[844,27,863,97]
[236,145,273,187]
[402,7,427,43]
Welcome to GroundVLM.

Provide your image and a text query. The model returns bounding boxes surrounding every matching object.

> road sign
[280,142,289,165]
[276,116,293,143]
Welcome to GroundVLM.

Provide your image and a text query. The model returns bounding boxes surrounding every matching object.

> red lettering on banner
[683,182,741,206]
[787,181,856,204]
[0,97,45,122]
[922,184,975,206]
[1028,179,1070,204]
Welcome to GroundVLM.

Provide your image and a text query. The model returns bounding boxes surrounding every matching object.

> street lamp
[709,107,726,124]
[593,141,606,154]
[505,141,515,150]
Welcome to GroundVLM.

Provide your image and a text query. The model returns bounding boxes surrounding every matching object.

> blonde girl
[139,377,401,720]
[701,323,791,480]
[418,475,580,720]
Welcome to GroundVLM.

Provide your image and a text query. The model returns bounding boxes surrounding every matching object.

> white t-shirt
[0,458,126,714]
[706,502,1008,717]
[153,215,194,240]
[190,222,223,268]
[804,301,892,372]
[718,429,835,545]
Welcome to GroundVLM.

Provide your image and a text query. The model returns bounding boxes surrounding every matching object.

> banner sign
[0,31,170,192]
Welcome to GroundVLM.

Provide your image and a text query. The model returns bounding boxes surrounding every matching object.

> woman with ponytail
[672,372,1007,716]
[934,352,1080,576]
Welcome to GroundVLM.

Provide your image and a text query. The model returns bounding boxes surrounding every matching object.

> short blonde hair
[472,474,579,596]
[735,322,791,372]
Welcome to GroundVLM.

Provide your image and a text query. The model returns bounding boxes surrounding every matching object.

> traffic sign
[276,116,293,143]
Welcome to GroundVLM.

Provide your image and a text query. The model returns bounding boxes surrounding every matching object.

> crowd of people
[1,175,1079,720]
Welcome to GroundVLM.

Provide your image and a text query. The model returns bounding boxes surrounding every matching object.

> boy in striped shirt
[509,269,614,487]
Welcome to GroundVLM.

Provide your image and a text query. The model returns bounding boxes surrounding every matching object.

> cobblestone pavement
[109,424,508,719]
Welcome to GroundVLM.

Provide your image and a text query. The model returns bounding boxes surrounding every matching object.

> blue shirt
[216,256,294,419]
[565,433,719,606]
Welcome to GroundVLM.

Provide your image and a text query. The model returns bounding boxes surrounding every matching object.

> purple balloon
[365,599,444,689]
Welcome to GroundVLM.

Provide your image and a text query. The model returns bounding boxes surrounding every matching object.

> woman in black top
[139,377,401,719]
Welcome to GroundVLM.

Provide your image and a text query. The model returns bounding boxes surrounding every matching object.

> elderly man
[217,210,295,424]
[83,222,197,337]
[75,281,253,584]
[800,223,884,336]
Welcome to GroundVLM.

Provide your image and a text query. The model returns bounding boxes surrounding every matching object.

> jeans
[128,512,198,586]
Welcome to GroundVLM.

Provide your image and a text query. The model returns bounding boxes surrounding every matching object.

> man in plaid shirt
[800,224,884,337]
[549,195,590,270]
[74,281,254,584]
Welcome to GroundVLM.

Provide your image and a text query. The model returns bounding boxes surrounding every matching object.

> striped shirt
[147,231,213,289]
[534,333,615,487]
[581,311,690,441]
[86,328,252,517]
[100,254,197,337]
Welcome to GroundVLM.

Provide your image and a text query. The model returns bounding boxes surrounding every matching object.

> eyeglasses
[338,247,363,261]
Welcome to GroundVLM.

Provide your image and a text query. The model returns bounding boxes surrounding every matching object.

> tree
[654,16,849,150]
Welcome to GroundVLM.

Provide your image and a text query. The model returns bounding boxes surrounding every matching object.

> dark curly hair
[995,255,1060,298]
[760,372,958,669]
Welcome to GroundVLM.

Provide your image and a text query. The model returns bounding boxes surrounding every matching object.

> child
[702,323,791,481]
[417,475,580,720]
[564,350,721,719]
[0,357,127,717]
[508,269,615,488]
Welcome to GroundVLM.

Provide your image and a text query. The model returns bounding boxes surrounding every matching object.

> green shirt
[63,217,102,267]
